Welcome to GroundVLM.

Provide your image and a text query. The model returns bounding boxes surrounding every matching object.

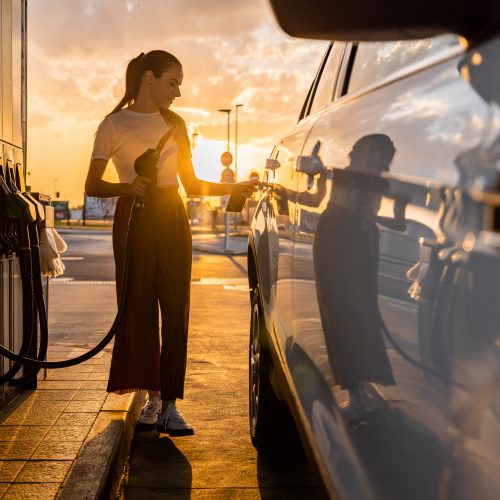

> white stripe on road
[50,277,248,288]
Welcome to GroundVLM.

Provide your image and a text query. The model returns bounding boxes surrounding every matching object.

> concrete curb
[192,235,248,256]
[57,390,146,500]
[192,243,246,256]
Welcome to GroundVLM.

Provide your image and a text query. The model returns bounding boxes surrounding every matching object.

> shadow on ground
[257,454,323,500]
[122,431,192,499]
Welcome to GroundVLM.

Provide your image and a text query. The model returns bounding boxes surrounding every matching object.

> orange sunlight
[27,0,326,207]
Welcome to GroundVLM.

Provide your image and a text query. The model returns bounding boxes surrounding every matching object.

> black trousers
[107,187,192,400]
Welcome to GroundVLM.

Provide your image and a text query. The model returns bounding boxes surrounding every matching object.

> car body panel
[249,34,500,499]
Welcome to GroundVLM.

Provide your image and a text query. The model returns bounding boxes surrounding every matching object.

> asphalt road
[57,230,248,282]
[57,230,115,282]
[51,230,320,499]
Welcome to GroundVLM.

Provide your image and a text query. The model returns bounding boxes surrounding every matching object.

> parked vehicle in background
[247,1,500,498]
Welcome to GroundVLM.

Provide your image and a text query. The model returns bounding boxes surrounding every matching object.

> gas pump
[0,160,48,384]
[0,160,43,388]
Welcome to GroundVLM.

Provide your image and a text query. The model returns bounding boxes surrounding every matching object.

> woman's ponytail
[108,50,181,116]
[109,53,145,115]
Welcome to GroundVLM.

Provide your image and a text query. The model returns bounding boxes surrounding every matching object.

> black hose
[9,227,49,384]
[378,309,467,390]
[0,197,140,370]
[0,224,37,384]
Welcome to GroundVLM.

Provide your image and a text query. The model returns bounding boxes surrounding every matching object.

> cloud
[27,0,326,204]
[29,0,267,58]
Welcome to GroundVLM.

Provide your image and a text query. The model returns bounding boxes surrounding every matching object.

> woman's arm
[178,156,258,198]
[85,159,150,198]
[178,156,235,196]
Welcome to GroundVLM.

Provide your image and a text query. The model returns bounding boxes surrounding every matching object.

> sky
[27,0,326,206]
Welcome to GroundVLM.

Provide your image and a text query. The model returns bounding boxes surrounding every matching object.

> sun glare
[191,136,268,184]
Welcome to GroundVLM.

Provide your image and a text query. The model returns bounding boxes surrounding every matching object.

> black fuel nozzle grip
[13,163,44,222]
[134,148,159,203]
[0,177,36,223]
[133,128,175,205]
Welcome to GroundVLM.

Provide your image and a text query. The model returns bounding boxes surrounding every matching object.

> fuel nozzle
[134,148,159,204]
[133,128,175,205]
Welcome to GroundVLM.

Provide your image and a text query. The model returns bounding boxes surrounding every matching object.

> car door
[256,44,336,357]
[284,42,377,499]
[293,35,500,499]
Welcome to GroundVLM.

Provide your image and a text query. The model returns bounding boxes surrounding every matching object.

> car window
[347,35,460,95]
[309,43,344,115]
[299,44,332,121]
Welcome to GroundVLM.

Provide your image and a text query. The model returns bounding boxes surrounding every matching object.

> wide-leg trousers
[107,187,192,400]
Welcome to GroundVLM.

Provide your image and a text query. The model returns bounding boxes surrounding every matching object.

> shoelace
[166,405,188,424]
[142,399,160,417]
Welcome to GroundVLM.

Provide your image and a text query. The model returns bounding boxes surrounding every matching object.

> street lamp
[53,178,60,199]
[217,108,233,252]
[191,131,199,150]
[235,104,243,183]
[218,108,231,153]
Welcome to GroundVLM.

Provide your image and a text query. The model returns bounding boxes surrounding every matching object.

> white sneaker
[157,402,194,436]
[137,396,162,428]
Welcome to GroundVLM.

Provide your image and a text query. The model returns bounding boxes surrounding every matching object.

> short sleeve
[91,117,116,161]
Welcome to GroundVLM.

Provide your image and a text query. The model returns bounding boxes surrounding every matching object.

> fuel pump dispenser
[0,160,50,387]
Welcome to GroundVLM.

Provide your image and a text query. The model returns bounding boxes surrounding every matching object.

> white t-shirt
[91,108,186,187]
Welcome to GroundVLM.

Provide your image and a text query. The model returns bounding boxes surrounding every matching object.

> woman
[85,50,256,436]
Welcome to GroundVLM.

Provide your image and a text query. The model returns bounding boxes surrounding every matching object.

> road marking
[223,285,250,292]
[62,256,85,261]
[191,277,247,286]
[50,277,249,288]
[50,279,116,285]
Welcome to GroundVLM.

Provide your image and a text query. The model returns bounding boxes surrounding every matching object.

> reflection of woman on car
[85,51,256,436]
[312,134,403,421]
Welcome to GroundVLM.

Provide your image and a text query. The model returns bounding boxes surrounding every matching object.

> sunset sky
[27,0,326,206]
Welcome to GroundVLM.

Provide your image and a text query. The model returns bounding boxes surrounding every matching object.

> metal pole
[218,109,232,252]
[224,112,230,251]
[191,131,199,151]
[235,104,243,183]
[218,109,231,154]
[224,212,230,251]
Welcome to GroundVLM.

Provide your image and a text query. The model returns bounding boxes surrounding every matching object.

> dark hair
[109,50,182,115]
[354,134,396,169]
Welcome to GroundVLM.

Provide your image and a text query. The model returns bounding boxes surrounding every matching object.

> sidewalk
[0,283,145,499]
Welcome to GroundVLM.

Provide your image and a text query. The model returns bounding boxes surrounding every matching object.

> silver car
[247,1,500,499]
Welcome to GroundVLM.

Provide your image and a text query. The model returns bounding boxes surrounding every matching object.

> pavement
[0,230,319,499]
[120,260,319,499]
[0,282,145,499]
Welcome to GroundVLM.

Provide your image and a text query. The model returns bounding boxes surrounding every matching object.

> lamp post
[191,131,199,151]
[217,108,231,153]
[188,131,199,228]
[235,104,243,183]
[218,108,233,252]
[53,178,59,199]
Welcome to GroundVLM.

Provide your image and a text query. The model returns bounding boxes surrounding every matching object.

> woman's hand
[232,180,259,199]
[127,176,151,197]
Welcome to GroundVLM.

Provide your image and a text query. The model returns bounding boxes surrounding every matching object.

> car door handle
[297,140,325,176]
